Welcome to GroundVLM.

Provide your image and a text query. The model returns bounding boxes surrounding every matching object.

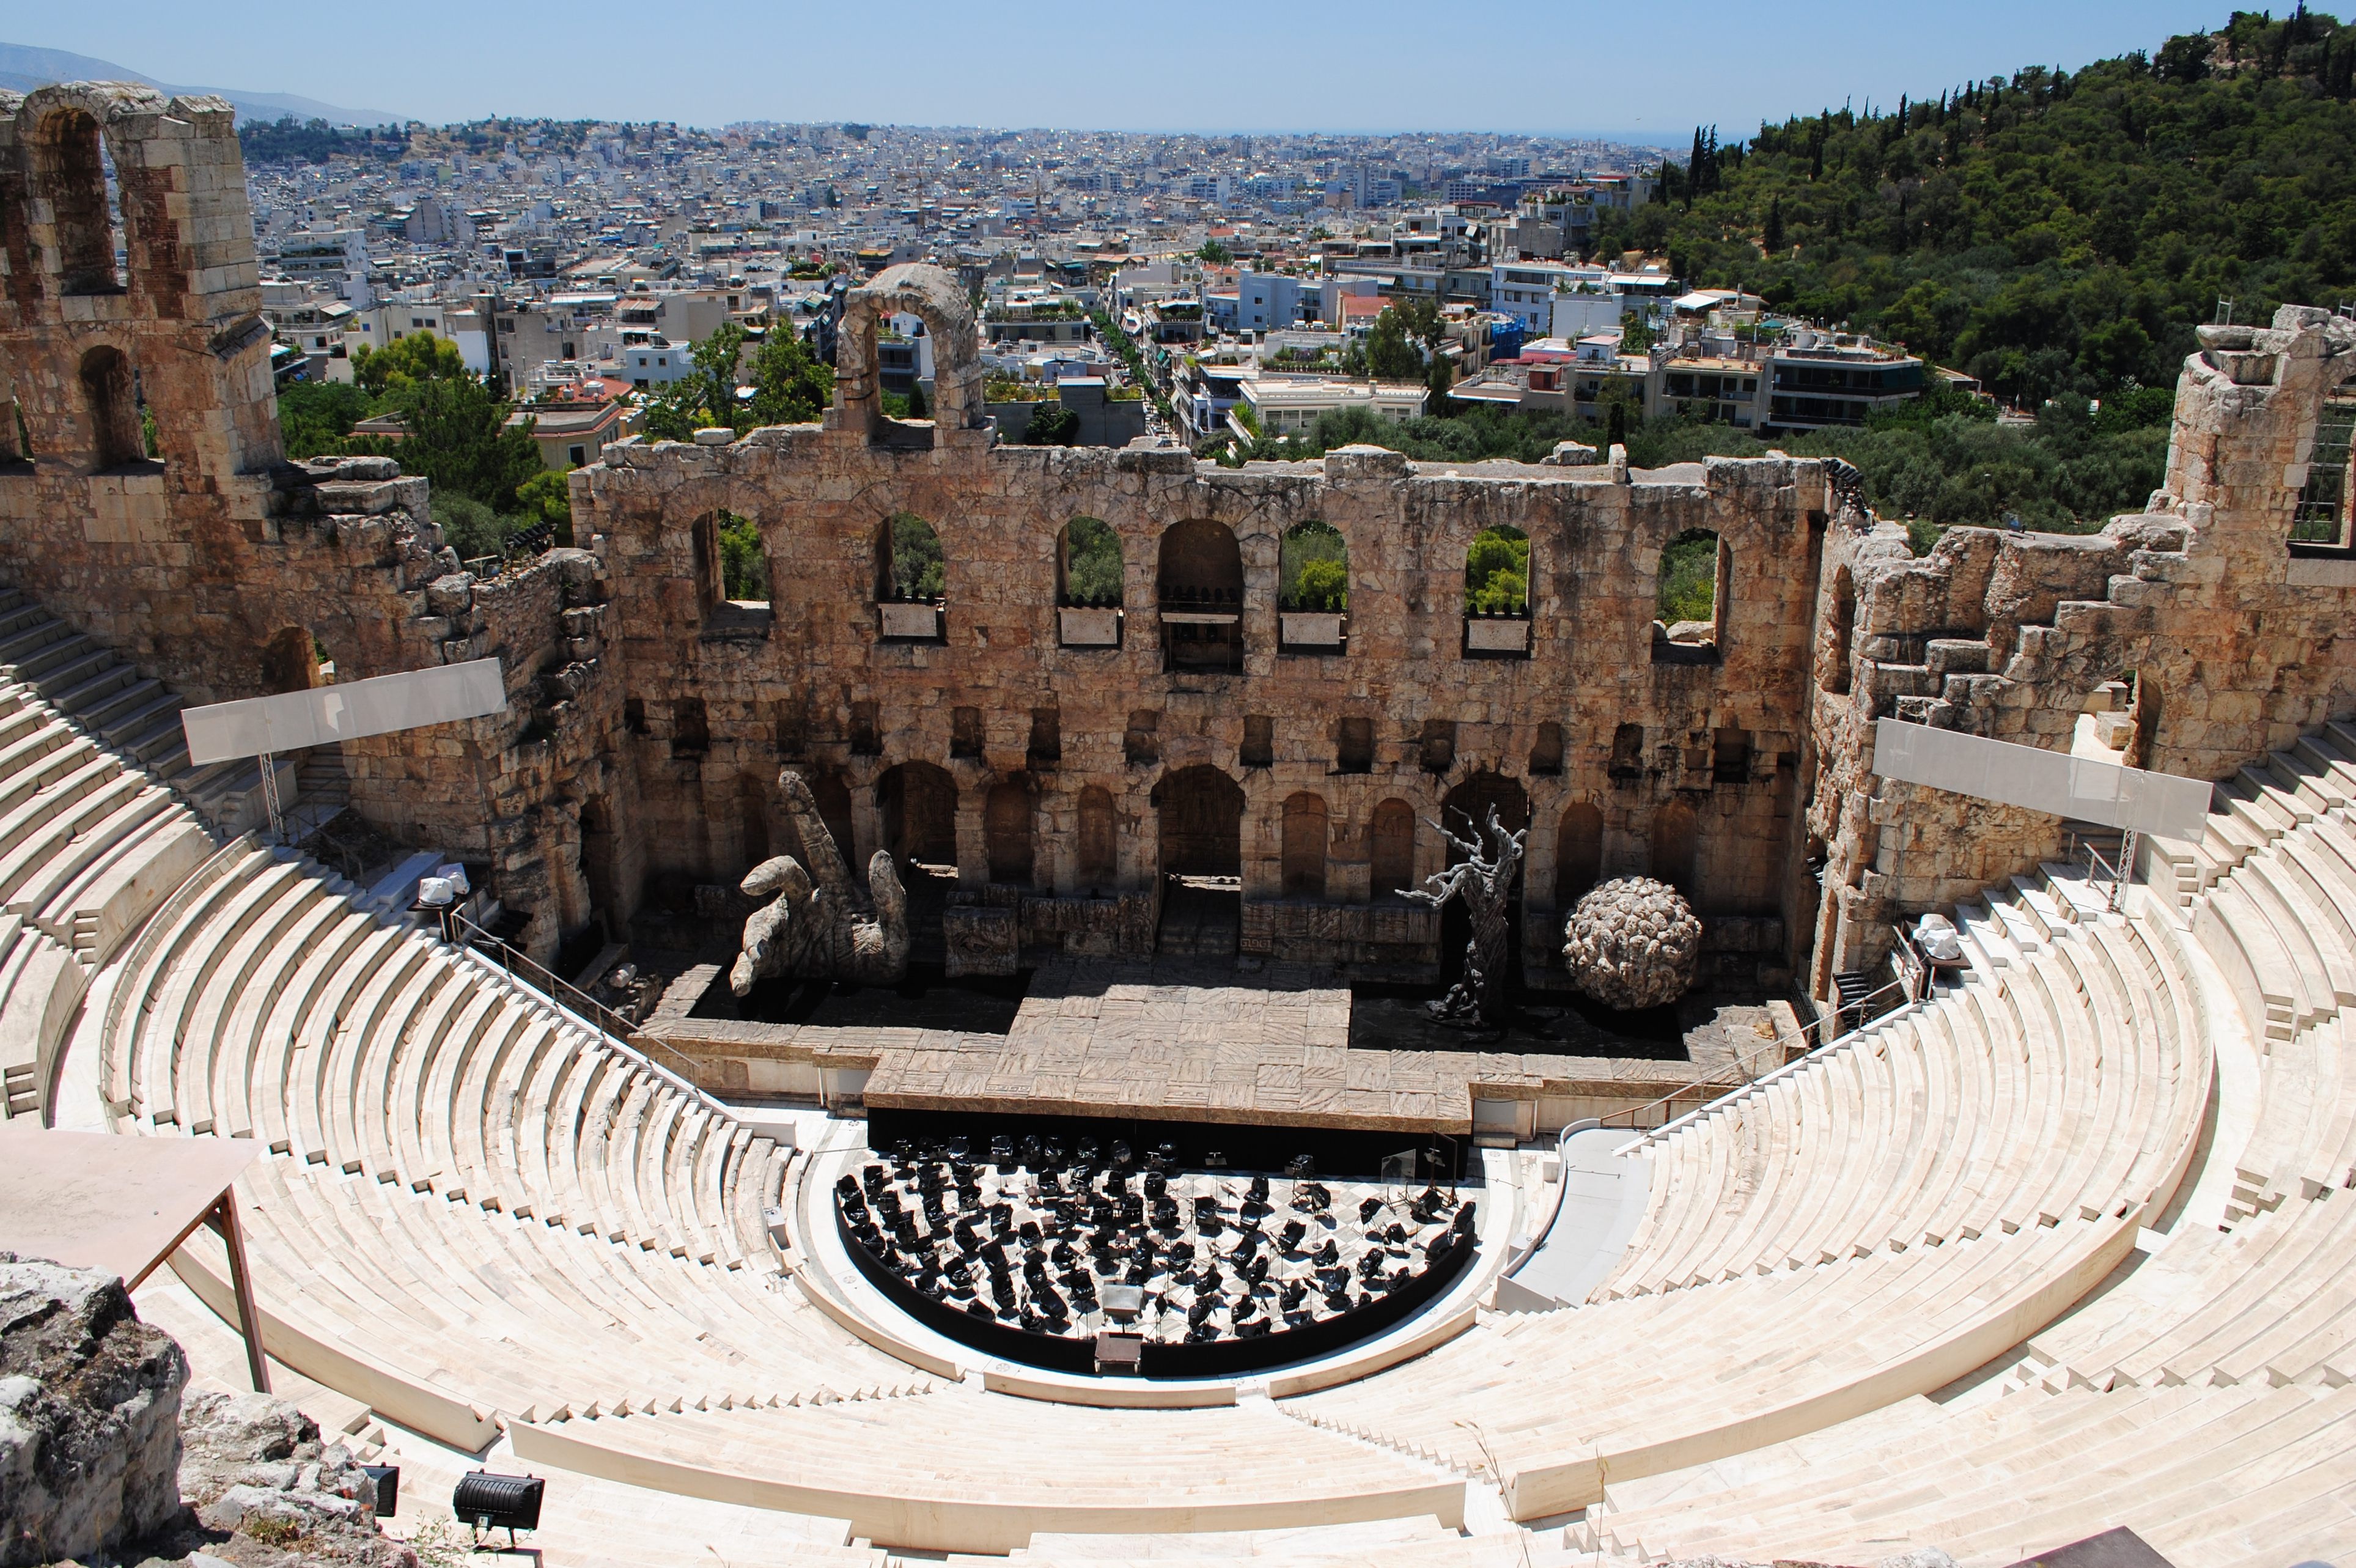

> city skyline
[13,0,2235,135]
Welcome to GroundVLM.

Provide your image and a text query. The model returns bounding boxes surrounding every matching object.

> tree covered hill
[1599,8,2356,407]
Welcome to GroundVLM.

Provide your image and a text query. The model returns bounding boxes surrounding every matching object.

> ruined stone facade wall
[575,419,1826,979]
[0,87,598,953]
[1810,306,2356,987]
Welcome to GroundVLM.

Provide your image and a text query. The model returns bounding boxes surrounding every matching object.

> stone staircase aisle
[0,583,297,840]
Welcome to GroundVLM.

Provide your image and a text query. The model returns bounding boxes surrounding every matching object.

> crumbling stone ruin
[0,1254,186,1566]
[729,768,911,993]
[0,85,2352,1009]
[1563,877,1704,1012]
[0,1255,408,1568]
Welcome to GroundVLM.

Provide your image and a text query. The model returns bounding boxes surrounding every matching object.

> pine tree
[1762,196,1785,255]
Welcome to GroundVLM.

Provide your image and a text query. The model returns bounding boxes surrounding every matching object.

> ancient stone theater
[2,83,2355,1567]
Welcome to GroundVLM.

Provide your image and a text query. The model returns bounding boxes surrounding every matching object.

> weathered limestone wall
[575,413,1826,979]
[0,87,610,960]
[1810,306,2356,985]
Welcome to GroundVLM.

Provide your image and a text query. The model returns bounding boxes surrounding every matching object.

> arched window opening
[1370,799,1417,901]
[260,626,324,695]
[1058,515,1124,647]
[1558,802,1605,906]
[1463,525,1531,656]
[985,778,1036,888]
[1651,798,1699,897]
[35,108,123,296]
[1820,564,1857,694]
[1280,792,1330,899]
[1441,772,1530,872]
[78,345,144,471]
[693,510,772,631]
[738,773,771,869]
[1157,518,1244,672]
[782,768,857,874]
[1278,520,1348,653]
[1655,528,1729,663]
[878,511,946,641]
[1076,786,1119,894]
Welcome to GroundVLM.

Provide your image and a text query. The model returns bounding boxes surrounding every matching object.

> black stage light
[990,1135,1015,1164]
[1111,1140,1132,1165]
[452,1471,544,1546]
[946,1136,971,1160]
[1077,1138,1100,1163]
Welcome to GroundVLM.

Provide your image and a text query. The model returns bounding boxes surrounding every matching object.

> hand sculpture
[730,768,910,993]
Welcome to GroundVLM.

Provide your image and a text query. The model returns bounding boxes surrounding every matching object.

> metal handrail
[1604,975,1920,1144]
[438,908,734,1121]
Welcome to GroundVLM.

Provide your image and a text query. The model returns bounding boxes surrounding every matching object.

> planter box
[878,601,943,640]
[1280,611,1346,650]
[1465,617,1531,653]
[1059,606,1122,647]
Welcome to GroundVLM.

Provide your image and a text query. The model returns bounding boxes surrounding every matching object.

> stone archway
[1154,764,1244,956]
[829,263,987,443]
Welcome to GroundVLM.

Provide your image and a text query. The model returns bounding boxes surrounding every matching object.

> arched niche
[1558,801,1605,905]
[878,762,960,870]
[1076,785,1119,894]
[78,345,143,471]
[985,776,1037,888]
[1370,798,1417,900]
[1651,798,1699,896]
[830,263,987,444]
[738,773,771,868]
[1280,792,1330,899]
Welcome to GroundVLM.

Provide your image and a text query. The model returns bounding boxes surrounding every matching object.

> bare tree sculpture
[1403,807,1527,1026]
[730,768,910,993]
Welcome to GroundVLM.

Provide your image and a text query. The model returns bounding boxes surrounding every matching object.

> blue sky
[24,1,2237,140]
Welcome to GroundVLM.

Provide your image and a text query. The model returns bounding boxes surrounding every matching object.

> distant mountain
[0,43,402,126]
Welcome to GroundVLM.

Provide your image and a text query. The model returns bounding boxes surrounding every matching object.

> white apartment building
[1233,377,1427,438]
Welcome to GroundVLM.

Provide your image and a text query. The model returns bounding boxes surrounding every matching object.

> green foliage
[1619,18,2356,403]
[887,512,946,601]
[716,511,768,600]
[1465,526,1530,615]
[515,468,575,544]
[1658,531,1721,623]
[238,115,409,165]
[351,371,543,514]
[431,493,516,562]
[141,403,158,459]
[1199,240,1232,264]
[1089,308,1179,425]
[1026,402,1081,445]
[740,329,834,429]
[278,380,374,458]
[1363,300,1446,383]
[1062,517,1123,605]
[353,331,468,397]
[642,324,750,443]
[905,381,929,418]
[1279,521,1349,611]
[1618,314,1657,355]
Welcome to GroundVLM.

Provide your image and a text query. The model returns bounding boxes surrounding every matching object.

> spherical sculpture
[1563,877,1703,1011]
